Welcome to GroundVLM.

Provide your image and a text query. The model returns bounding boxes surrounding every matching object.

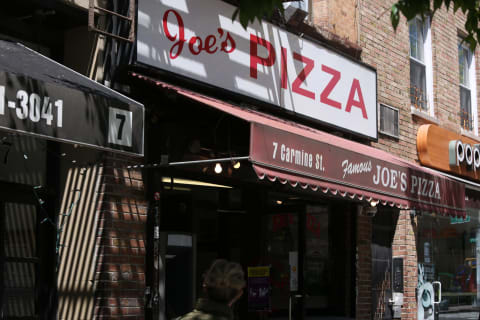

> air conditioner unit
[283,0,309,25]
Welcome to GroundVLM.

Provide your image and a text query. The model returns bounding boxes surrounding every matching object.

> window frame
[378,103,399,139]
[458,39,478,134]
[409,16,434,117]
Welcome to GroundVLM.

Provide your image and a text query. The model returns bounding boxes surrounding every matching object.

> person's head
[202,259,246,305]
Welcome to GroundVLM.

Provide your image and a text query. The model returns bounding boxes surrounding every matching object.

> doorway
[259,204,355,320]
[150,184,357,320]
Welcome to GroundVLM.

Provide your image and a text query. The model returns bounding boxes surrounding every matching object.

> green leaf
[391,4,400,30]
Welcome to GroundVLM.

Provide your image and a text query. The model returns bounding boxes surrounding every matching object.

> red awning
[132,73,466,217]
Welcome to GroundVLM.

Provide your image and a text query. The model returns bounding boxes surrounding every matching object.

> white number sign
[108,107,133,147]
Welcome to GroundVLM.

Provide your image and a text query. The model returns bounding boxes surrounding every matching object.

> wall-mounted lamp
[233,161,241,169]
[358,204,377,218]
[363,206,377,217]
[370,199,379,207]
[214,162,223,174]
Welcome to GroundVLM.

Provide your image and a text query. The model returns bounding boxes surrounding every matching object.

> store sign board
[250,123,465,211]
[0,72,144,156]
[417,124,480,181]
[137,0,377,139]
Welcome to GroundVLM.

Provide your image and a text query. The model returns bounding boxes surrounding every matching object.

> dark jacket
[178,298,233,320]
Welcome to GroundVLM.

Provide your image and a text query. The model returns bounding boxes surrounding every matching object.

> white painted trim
[423,17,435,117]
[461,127,479,141]
[410,106,440,124]
[469,49,478,134]
[410,55,426,67]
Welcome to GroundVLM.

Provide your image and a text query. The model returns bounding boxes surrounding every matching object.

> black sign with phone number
[0,72,144,156]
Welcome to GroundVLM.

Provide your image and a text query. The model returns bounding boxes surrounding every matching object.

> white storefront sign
[137,0,377,139]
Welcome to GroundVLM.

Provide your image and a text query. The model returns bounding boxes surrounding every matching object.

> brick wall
[392,210,418,320]
[94,154,147,319]
[312,0,357,42]
[357,1,480,159]
[308,2,479,320]
[356,208,372,320]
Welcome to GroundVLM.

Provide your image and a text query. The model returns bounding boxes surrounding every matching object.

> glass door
[303,205,329,317]
[258,204,353,320]
[261,211,300,320]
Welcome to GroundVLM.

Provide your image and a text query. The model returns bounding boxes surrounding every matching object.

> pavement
[439,312,479,319]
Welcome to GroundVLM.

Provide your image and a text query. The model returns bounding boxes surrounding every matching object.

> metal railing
[88,0,135,42]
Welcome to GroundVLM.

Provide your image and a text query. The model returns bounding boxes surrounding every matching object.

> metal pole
[127,156,250,169]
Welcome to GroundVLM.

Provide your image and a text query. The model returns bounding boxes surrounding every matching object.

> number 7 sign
[108,107,133,147]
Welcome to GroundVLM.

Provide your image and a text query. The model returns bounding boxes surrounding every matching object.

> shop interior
[418,210,480,316]
[152,175,357,320]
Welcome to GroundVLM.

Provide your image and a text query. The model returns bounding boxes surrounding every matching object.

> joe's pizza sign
[137,0,377,139]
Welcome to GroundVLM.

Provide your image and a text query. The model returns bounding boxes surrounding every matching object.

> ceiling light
[161,177,231,189]
[214,162,223,174]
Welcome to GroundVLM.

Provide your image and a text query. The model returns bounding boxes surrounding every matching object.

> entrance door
[261,210,300,320]
[259,204,354,320]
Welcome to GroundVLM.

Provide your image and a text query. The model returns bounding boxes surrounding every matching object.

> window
[379,104,399,138]
[418,211,480,318]
[409,17,433,114]
[458,40,477,132]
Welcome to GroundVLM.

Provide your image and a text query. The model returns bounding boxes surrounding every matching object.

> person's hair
[203,259,245,303]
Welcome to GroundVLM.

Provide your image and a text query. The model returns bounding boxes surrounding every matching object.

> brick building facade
[1,1,478,320]
[317,1,480,319]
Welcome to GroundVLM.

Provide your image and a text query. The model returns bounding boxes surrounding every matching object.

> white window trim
[458,41,477,134]
[423,17,434,117]
[410,56,426,67]
[467,47,478,134]
[409,17,434,117]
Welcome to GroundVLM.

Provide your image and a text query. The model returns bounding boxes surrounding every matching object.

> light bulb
[214,163,223,174]
[233,161,241,169]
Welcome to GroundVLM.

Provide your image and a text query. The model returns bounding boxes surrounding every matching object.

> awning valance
[0,40,144,156]
[132,74,466,217]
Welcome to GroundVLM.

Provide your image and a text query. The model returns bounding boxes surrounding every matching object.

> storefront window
[304,206,329,309]
[418,210,480,320]
[263,212,299,309]
[371,209,398,320]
